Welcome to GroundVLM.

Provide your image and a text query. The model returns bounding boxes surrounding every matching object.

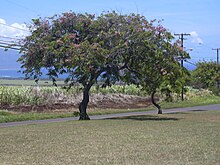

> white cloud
[0,18,29,38]
[0,18,6,24]
[190,31,203,45]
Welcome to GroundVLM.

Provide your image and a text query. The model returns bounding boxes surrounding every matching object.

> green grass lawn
[0,110,219,165]
[160,95,220,109]
[0,110,77,123]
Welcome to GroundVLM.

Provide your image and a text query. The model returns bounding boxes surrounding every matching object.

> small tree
[191,61,220,95]
[18,11,177,119]
[122,24,190,114]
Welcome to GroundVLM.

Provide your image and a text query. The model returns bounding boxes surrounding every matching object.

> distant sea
[0,47,197,79]
[0,69,24,78]
[0,69,69,79]
[0,65,196,79]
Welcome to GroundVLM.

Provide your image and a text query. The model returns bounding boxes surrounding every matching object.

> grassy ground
[0,110,76,123]
[0,110,219,165]
[160,95,220,109]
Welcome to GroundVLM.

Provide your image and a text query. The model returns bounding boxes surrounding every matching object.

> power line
[0,41,21,47]
[6,0,39,15]
[0,39,22,51]
[0,22,29,32]
[0,44,20,51]
[0,41,14,45]
[0,35,22,40]
[0,39,19,44]
[4,0,39,22]
[184,60,197,66]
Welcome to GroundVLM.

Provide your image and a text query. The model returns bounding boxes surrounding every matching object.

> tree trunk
[79,85,91,120]
[151,91,162,114]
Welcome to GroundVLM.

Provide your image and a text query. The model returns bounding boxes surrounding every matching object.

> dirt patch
[89,94,152,109]
[0,94,154,113]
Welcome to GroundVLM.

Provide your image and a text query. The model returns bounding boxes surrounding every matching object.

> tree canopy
[191,61,220,95]
[18,11,189,119]
[121,27,190,113]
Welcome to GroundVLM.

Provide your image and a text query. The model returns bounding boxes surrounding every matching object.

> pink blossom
[73,44,80,48]
[68,34,76,39]
[176,46,183,51]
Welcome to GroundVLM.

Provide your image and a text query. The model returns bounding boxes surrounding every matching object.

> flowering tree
[18,11,189,119]
[120,22,190,114]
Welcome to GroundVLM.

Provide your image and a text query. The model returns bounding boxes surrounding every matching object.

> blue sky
[0,0,219,69]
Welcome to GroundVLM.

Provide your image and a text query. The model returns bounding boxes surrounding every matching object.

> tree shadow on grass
[169,110,207,115]
[107,115,180,121]
[191,109,207,112]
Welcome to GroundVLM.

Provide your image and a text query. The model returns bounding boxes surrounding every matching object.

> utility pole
[212,48,220,64]
[212,48,220,88]
[174,33,190,101]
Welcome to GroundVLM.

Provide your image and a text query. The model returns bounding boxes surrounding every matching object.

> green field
[1,95,220,123]
[0,78,65,86]
[0,110,219,165]
[0,78,220,124]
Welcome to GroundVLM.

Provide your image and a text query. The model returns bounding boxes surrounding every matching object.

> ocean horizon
[0,69,69,79]
[0,65,196,79]
[0,69,24,78]
[0,49,196,79]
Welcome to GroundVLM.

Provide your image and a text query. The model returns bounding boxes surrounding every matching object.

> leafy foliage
[191,61,220,95]
[119,20,190,112]
[17,11,189,118]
